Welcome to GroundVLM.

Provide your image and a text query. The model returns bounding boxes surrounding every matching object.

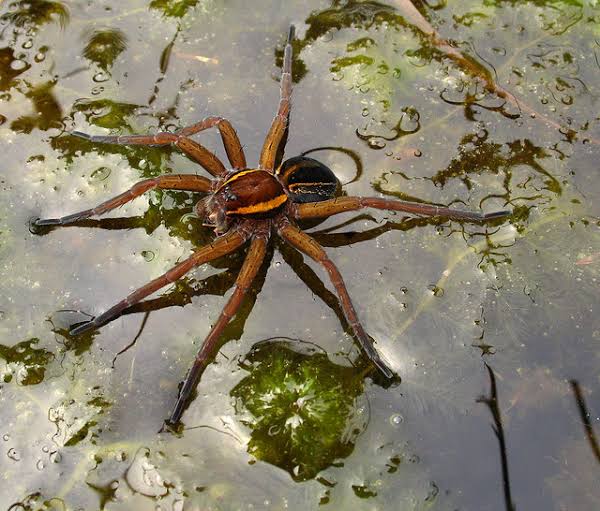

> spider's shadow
[45,210,431,381]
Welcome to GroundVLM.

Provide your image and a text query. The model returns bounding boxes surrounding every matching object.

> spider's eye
[278,156,339,203]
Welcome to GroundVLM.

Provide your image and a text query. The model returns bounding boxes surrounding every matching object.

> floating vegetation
[231,339,368,481]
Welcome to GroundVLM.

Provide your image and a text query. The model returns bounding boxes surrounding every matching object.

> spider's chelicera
[34,27,509,426]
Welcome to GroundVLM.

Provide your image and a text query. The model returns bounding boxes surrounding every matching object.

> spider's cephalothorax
[34,25,510,426]
[201,169,288,233]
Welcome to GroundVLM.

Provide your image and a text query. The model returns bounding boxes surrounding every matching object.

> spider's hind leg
[293,196,511,222]
[277,220,395,379]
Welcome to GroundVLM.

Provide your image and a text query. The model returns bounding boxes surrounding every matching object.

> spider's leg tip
[33,217,61,226]
[71,130,91,140]
[70,320,96,336]
[484,209,512,220]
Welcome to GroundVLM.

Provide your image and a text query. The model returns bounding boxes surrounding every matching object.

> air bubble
[22,39,33,49]
[390,413,403,426]
[93,72,109,83]
[90,166,111,182]
[367,139,386,150]
[141,250,155,262]
[10,59,27,71]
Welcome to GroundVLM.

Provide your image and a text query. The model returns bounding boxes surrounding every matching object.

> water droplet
[49,451,62,463]
[90,166,111,182]
[428,285,444,297]
[10,59,27,71]
[22,39,33,49]
[425,481,439,502]
[361,108,369,117]
[91,86,104,96]
[413,149,422,157]
[540,98,548,105]
[7,448,20,461]
[561,95,573,105]
[42,445,49,453]
[34,52,45,63]
[2,434,9,441]
[367,138,386,150]
[141,250,155,262]
[274,261,281,267]
[36,459,46,471]
[390,413,403,426]
[93,72,109,83]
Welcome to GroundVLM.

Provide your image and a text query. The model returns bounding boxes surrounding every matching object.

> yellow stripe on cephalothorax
[226,193,288,216]
[216,169,262,192]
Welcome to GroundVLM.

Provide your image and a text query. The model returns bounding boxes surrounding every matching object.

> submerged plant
[231,339,368,481]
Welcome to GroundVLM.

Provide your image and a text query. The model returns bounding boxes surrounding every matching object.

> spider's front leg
[277,220,395,379]
[34,174,212,226]
[260,25,294,170]
[73,115,246,177]
[69,228,248,335]
[292,196,511,222]
[168,235,268,426]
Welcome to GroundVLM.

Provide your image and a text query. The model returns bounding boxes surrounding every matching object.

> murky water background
[1,0,599,509]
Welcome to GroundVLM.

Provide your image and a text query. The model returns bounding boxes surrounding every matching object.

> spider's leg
[293,197,511,222]
[176,116,247,170]
[72,131,227,177]
[35,174,212,226]
[70,228,248,335]
[168,235,268,425]
[277,220,394,379]
[259,25,294,171]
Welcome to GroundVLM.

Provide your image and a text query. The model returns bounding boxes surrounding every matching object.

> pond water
[1,0,599,510]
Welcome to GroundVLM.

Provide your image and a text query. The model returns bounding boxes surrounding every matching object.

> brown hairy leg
[35,174,212,226]
[293,196,511,222]
[70,228,248,335]
[259,25,294,171]
[277,220,394,379]
[168,235,268,425]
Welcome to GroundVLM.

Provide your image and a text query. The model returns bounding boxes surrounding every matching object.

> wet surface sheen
[1,0,599,510]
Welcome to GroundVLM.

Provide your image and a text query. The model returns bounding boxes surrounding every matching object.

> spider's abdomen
[217,169,288,217]
[277,156,339,203]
